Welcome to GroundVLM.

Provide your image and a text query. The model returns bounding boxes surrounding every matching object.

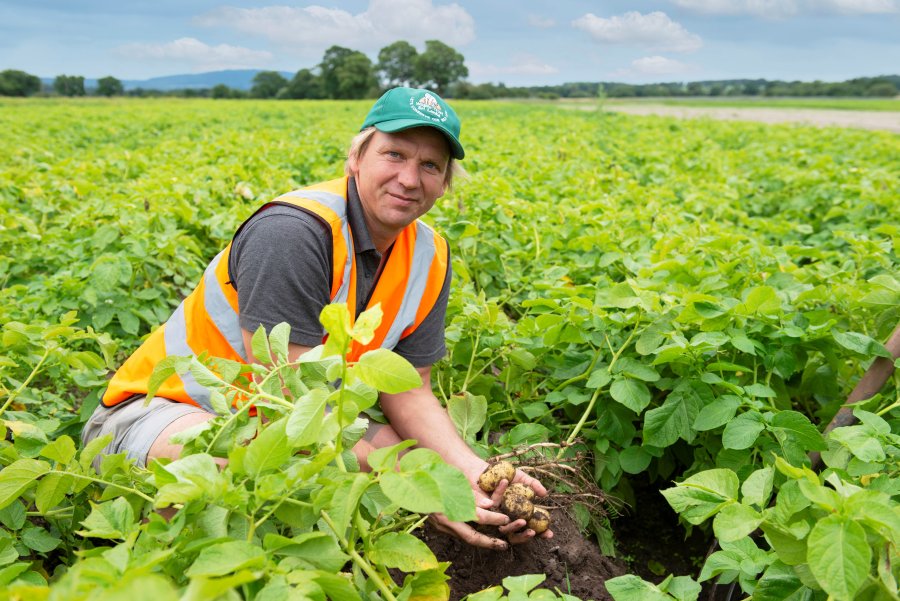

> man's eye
[386,151,402,159]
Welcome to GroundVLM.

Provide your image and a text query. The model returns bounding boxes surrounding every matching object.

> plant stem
[0,347,51,419]
[320,510,398,601]
[53,470,155,503]
[461,330,481,393]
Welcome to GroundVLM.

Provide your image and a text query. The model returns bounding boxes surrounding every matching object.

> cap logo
[409,92,448,123]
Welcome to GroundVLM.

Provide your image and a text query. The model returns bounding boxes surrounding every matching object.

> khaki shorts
[81,396,209,470]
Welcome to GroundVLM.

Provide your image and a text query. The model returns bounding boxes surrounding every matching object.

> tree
[251,71,288,99]
[96,76,124,97]
[866,81,898,97]
[211,84,231,99]
[334,53,378,99]
[377,41,418,88]
[414,40,467,96]
[284,69,324,99]
[0,69,42,96]
[53,75,85,96]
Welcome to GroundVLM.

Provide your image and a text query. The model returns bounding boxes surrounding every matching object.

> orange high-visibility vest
[102,177,449,412]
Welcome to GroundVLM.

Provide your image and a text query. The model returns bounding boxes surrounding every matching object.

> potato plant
[2,98,899,597]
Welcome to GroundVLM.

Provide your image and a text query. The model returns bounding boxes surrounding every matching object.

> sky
[1,0,898,86]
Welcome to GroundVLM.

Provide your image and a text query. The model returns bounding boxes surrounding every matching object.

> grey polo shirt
[228,177,450,367]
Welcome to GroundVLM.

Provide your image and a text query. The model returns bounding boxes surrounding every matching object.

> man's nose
[397,161,420,189]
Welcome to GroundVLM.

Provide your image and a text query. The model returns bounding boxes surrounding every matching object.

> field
[602,96,900,112]
[1,98,899,600]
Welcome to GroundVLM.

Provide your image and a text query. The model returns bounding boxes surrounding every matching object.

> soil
[419,509,628,600]
[418,474,717,601]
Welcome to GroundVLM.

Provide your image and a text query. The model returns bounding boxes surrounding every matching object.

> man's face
[349,127,450,247]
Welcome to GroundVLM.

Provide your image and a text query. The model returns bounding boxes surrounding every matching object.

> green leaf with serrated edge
[619,446,652,474]
[162,453,224,494]
[852,408,890,435]
[185,540,267,577]
[509,349,536,370]
[320,303,351,357]
[380,471,444,515]
[605,574,670,601]
[770,411,826,451]
[39,435,76,465]
[0,458,50,510]
[844,490,900,541]
[0,562,31,586]
[188,358,221,389]
[286,388,329,447]
[760,523,807,566]
[21,526,60,552]
[250,324,272,363]
[713,502,763,542]
[146,355,179,400]
[35,472,74,514]
[611,377,651,413]
[269,321,291,363]
[744,383,776,398]
[741,467,774,507]
[244,419,291,477]
[78,497,135,539]
[661,469,738,525]
[722,411,765,450]
[370,532,438,572]
[264,532,349,572]
[354,348,421,393]
[829,426,885,463]
[367,439,417,473]
[753,561,811,601]
[448,392,487,443]
[693,394,741,431]
[351,303,382,345]
[424,462,477,522]
[636,319,670,356]
[807,515,870,601]
[833,331,892,358]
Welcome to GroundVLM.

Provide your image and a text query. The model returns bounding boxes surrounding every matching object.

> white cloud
[572,11,702,53]
[527,14,556,29]
[469,56,559,78]
[669,0,899,17]
[609,55,697,79]
[196,0,475,54]
[117,38,273,71]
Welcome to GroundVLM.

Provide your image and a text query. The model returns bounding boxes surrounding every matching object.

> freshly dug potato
[526,507,551,534]
[505,483,535,501]
[477,460,516,492]
[500,489,534,521]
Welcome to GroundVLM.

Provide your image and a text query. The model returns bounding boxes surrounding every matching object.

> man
[83,87,551,549]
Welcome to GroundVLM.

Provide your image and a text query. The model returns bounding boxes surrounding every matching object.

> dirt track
[603,104,900,133]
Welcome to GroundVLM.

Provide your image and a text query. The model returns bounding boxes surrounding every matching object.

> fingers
[475,506,509,528]
[511,471,548,497]
[430,514,508,551]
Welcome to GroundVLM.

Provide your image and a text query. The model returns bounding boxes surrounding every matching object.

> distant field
[602,96,900,112]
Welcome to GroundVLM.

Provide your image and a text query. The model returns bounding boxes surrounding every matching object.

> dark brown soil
[419,508,628,600]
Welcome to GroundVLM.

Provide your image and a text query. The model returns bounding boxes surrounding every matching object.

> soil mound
[419,509,628,600]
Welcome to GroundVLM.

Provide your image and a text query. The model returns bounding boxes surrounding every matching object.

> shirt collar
[347,176,377,255]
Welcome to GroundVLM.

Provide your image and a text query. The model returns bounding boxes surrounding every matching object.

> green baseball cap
[361,87,464,159]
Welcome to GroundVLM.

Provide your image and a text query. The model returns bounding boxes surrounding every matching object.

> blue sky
[1,0,898,85]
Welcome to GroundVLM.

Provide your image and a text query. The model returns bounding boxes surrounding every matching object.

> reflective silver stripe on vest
[204,250,248,362]
[381,220,438,349]
[164,302,216,413]
[284,189,354,304]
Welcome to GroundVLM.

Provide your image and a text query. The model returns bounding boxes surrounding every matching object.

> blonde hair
[345,127,467,192]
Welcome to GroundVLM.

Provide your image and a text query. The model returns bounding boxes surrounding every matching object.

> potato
[500,491,534,521]
[477,460,516,492]
[526,507,551,534]
[505,483,534,501]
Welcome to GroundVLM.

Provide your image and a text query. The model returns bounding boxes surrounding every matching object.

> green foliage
[377,41,419,88]
[53,74,85,96]
[415,40,468,96]
[250,71,288,99]
[0,69,42,97]
[96,76,124,97]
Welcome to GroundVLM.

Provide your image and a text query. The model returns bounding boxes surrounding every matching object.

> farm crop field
[1,98,899,601]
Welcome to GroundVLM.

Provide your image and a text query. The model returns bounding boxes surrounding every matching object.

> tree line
[1,39,897,100]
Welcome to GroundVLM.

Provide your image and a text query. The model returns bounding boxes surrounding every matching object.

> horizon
[3,1,899,87]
